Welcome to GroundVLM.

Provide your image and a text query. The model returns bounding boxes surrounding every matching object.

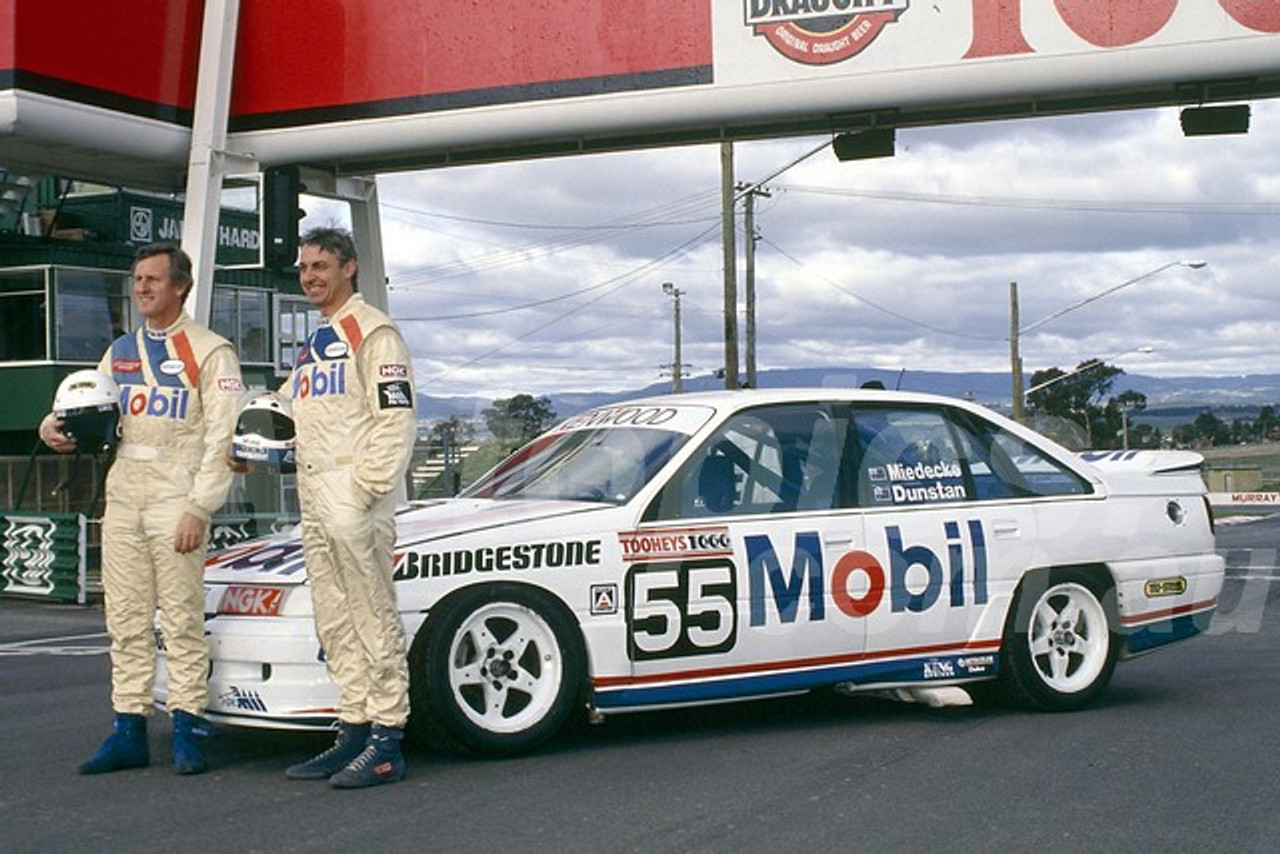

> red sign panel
[2,1,1278,188]
[2,0,202,120]
[0,1,712,129]
[230,0,714,130]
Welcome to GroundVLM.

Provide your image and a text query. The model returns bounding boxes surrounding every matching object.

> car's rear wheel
[999,570,1118,711]
[407,584,585,757]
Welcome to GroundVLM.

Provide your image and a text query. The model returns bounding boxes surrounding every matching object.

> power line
[383,190,721,288]
[757,235,1004,342]
[381,195,718,232]
[416,220,724,386]
[776,183,1280,216]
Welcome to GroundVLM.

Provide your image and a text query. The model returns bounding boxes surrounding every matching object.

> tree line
[1027,361,1279,450]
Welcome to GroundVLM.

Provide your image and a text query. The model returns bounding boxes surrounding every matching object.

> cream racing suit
[288,295,416,728]
[100,313,242,716]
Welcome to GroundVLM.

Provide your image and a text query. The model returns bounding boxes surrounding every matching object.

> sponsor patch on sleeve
[379,364,409,379]
[218,377,246,393]
[377,380,413,410]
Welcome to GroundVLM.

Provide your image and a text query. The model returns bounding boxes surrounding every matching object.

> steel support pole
[181,0,241,325]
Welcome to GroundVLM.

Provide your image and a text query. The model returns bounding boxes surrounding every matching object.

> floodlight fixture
[833,127,896,161]
[1180,105,1250,136]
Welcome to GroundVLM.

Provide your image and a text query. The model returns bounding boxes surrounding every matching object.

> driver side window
[646,404,846,521]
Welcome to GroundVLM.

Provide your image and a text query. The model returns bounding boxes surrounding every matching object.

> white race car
[158,389,1224,757]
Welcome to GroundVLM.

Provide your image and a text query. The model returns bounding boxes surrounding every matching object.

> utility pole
[726,137,834,392]
[720,141,739,390]
[662,282,684,393]
[1010,281,1024,423]
[742,183,770,389]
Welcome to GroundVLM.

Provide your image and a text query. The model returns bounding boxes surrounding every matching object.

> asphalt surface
[2,515,1279,854]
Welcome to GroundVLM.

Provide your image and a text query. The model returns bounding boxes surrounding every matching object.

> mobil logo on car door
[743,507,1021,646]
[863,500,1045,688]
[744,503,1034,686]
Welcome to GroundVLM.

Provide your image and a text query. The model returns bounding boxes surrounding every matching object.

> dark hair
[300,226,358,264]
[133,242,194,302]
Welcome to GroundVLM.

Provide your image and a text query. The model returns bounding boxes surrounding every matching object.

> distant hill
[416,368,1280,424]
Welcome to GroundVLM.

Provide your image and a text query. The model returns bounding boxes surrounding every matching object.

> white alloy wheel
[447,600,565,735]
[1025,581,1110,695]
[999,570,1118,712]
[408,584,584,756]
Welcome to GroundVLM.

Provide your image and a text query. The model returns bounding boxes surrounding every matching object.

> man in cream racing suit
[40,242,243,775]
[282,227,417,789]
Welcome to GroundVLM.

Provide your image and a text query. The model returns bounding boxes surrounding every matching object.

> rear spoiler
[1078,450,1206,475]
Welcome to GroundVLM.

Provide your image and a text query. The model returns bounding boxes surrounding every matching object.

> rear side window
[852,408,968,507]
[981,430,1093,497]
[851,406,1092,507]
[647,401,1091,520]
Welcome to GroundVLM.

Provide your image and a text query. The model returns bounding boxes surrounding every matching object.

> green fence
[0,511,86,604]
[0,511,298,605]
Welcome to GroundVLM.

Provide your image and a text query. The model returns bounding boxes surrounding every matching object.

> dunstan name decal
[745,0,909,65]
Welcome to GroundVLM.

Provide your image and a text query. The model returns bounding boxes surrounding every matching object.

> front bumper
[157,614,339,730]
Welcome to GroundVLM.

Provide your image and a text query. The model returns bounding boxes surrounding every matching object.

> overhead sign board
[1,1,1278,188]
[231,1,1280,173]
[59,191,261,266]
[0,0,202,187]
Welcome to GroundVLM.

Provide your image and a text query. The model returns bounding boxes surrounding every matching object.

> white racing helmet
[232,391,296,471]
[53,369,121,453]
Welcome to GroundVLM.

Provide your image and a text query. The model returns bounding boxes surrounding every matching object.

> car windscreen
[462,427,692,504]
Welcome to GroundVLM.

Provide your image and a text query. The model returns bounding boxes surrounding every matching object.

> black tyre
[998,570,1118,712]
[407,584,586,757]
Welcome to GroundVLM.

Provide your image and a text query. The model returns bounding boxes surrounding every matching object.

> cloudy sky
[302,100,1280,402]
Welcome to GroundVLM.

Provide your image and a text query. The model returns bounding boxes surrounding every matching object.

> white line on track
[0,631,109,657]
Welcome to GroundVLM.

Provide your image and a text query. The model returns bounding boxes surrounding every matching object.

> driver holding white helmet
[278,226,417,790]
[39,242,243,777]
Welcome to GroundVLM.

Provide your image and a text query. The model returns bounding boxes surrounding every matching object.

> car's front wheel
[407,584,585,757]
[998,570,1118,712]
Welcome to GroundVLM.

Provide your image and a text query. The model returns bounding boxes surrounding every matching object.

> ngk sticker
[219,585,284,616]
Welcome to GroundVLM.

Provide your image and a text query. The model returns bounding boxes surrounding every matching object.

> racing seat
[697,450,737,514]
[796,416,840,512]
[772,442,805,513]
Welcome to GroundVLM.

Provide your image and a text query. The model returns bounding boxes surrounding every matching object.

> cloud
[303,100,1280,400]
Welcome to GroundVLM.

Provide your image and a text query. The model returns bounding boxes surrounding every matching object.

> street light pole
[1011,260,1205,419]
[662,281,683,394]
[1019,260,1207,334]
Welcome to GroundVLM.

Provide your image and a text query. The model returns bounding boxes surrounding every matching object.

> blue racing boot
[78,713,149,775]
[286,721,371,781]
[328,725,406,789]
[172,710,215,775]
